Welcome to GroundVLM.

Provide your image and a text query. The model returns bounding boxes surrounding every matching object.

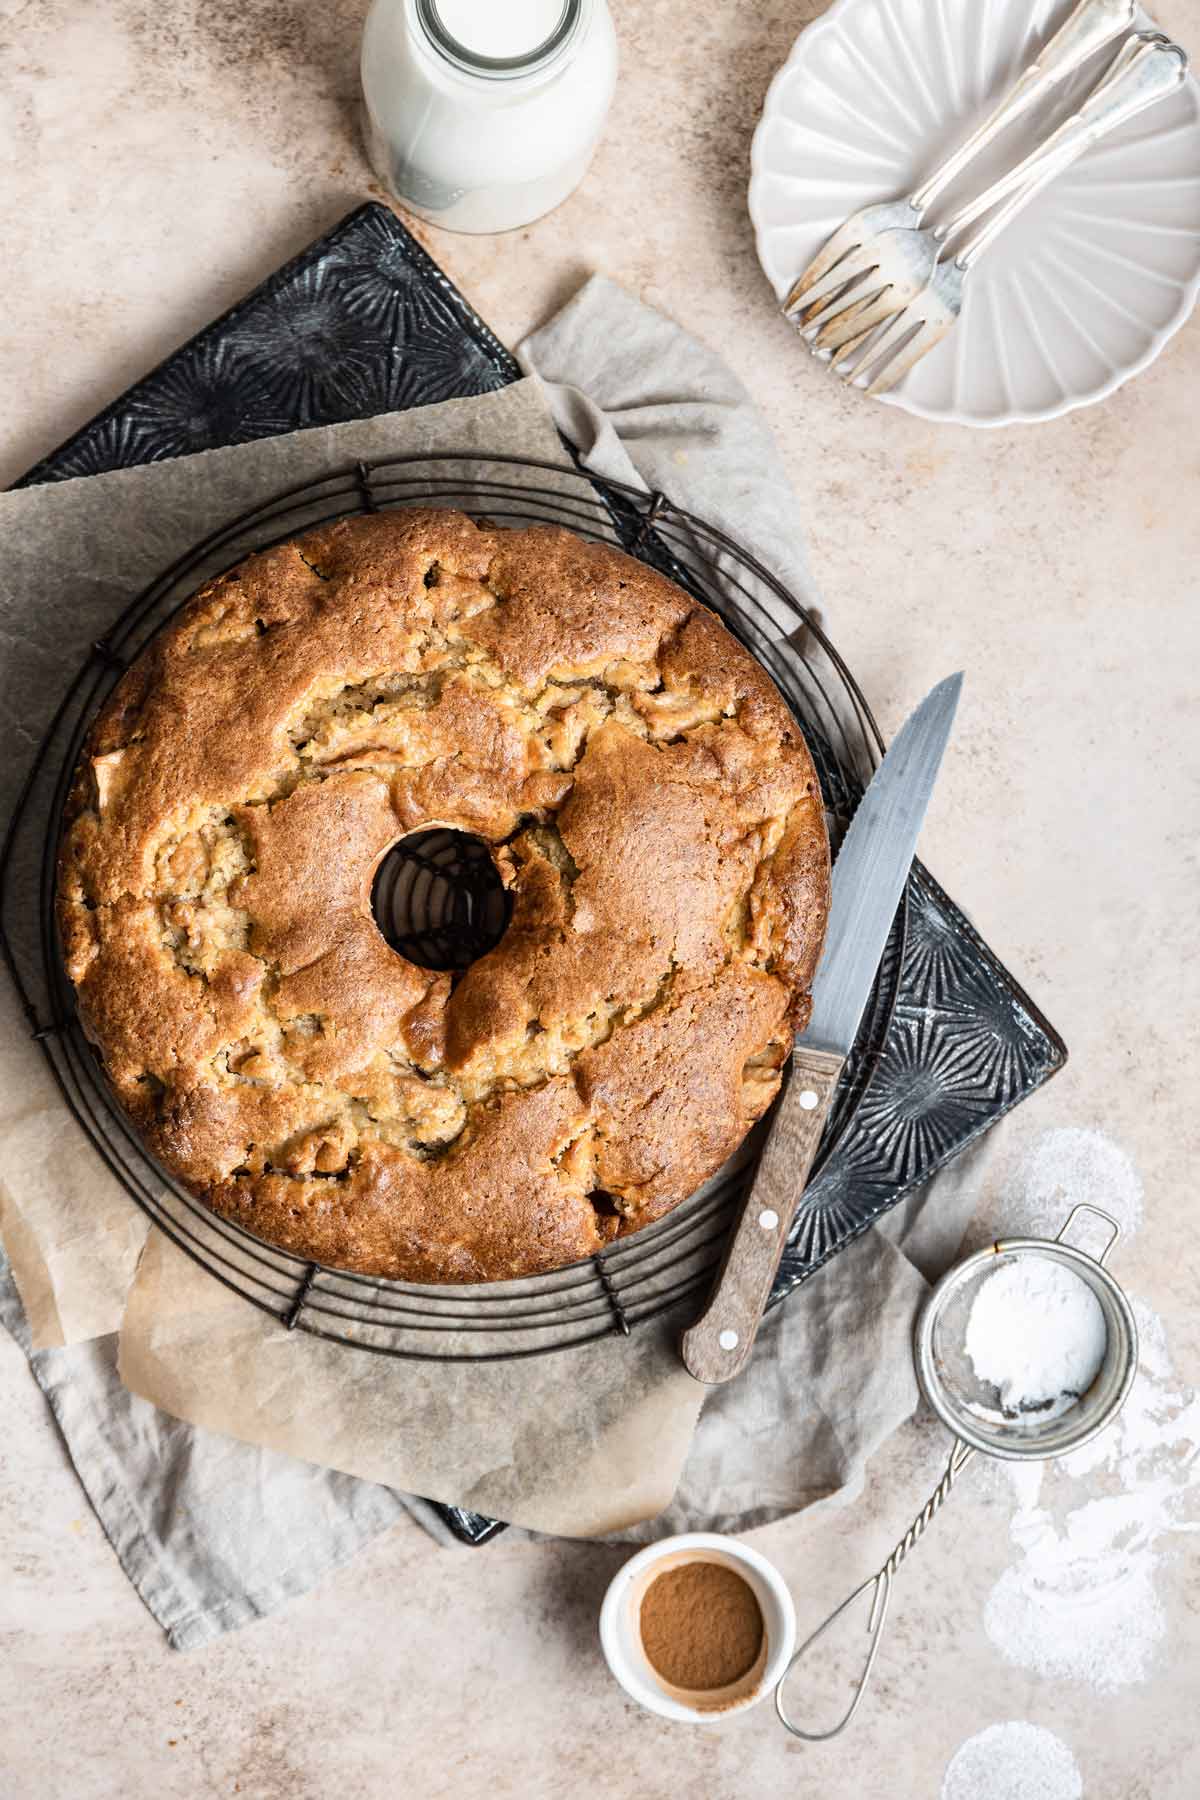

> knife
[680,673,963,1384]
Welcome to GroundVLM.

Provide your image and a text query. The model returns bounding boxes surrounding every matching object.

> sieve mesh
[916,1231,1139,1462]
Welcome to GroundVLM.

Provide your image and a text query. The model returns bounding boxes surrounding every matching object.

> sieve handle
[775,1439,975,1741]
[1055,1202,1122,1265]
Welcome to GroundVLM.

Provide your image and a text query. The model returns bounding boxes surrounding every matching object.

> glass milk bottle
[361,0,618,234]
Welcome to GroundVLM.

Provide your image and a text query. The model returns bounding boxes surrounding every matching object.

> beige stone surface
[1,2,1197,1796]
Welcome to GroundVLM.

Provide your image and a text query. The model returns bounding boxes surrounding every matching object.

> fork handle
[954,36,1187,269]
[911,0,1137,214]
[942,31,1174,240]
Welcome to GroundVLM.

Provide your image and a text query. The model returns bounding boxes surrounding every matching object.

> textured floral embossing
[776,871,1063,1297]
[15,204,520,488]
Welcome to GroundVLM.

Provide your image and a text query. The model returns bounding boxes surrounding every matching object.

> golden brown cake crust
[57,509,830,1281]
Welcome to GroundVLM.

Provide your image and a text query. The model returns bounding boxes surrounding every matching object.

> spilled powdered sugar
[941,1722,1082,1800]
[974,1126,1198,1691]
[998,1125,1144,1242]
[983,1297,1199,1691]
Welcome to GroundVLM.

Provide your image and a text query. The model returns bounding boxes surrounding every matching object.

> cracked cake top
[57,508,830,1282]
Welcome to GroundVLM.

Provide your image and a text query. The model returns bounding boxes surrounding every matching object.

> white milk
[361,0,618,234]
[435,0,565,59]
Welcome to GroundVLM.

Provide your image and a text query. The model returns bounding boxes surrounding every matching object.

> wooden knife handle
[680,1045,845,1384]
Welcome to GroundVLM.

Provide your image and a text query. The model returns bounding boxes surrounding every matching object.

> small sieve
[775,1203,1139,1741]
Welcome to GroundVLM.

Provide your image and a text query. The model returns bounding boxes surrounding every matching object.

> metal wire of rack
[0,452,905,1361]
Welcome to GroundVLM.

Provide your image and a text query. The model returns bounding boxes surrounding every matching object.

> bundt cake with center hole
[57,508,830,1282]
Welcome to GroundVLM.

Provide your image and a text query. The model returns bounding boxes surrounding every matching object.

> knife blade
[680,673,963,1383]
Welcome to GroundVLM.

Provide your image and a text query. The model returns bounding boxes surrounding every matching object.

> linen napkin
[0,276,987,1646]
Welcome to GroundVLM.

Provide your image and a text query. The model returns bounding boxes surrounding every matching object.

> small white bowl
[599,1533,797,1724]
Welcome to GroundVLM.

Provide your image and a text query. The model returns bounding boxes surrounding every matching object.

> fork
[834,33,1189,395]
[784,0,1137,327]
[806,29,1175,363]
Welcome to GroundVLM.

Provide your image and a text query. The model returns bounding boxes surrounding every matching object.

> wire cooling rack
[0,453,904,1360]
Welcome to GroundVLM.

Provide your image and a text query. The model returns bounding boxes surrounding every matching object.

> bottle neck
[414,0,583,82]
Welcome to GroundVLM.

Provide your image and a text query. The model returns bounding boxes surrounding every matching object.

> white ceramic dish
[750,0,1200,426]
[598,1532,797,1724]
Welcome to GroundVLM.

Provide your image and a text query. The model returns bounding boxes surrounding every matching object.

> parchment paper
[0,378,705,1533]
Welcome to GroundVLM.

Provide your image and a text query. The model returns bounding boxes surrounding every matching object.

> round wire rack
[0,452,905,1360]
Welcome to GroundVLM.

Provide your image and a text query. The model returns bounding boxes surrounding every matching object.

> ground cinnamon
[638,1560,765,1692]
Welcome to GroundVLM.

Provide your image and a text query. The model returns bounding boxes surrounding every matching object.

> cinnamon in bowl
[599,1534,796,1723]
[639,1560,766,1706]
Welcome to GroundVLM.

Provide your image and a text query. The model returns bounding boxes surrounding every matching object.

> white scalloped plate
[750,0,1200,425]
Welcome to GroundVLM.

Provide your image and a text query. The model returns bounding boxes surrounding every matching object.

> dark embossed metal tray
[12,202,1066,1546]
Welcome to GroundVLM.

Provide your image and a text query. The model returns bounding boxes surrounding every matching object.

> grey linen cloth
[0,275,985,1645]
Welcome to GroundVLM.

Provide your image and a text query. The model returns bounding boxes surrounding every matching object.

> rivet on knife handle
[680,1046,844,1384]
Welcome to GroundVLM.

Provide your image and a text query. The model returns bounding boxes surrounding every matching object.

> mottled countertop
[2,2,1198,1796]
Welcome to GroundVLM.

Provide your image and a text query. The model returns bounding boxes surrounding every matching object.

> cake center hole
[371,828,512,972]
